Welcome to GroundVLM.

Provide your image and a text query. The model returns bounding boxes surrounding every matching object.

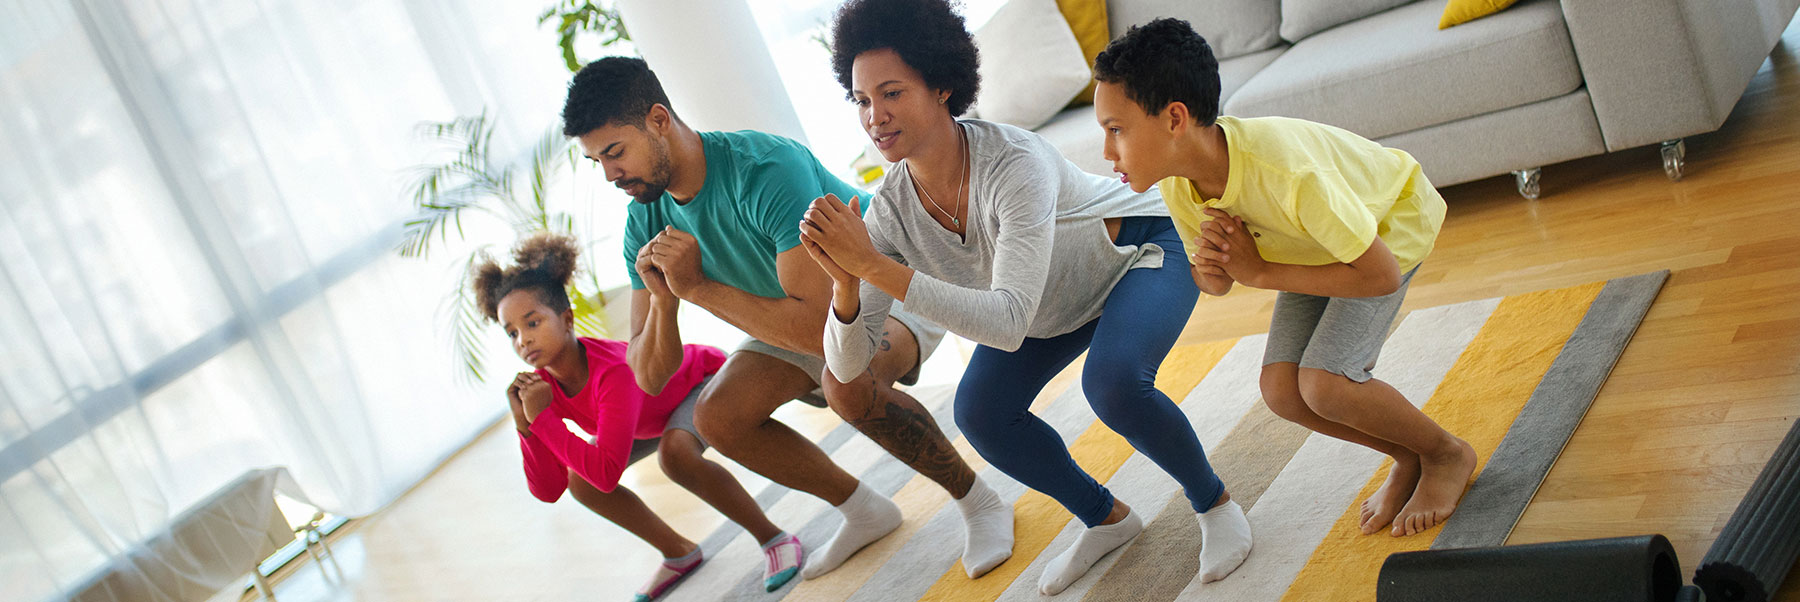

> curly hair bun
[512,232,580,287]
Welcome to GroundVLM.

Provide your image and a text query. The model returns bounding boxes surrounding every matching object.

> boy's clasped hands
[1190,207,1264,296]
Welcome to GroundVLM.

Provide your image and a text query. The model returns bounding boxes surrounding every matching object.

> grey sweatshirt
[824,119,1168,379]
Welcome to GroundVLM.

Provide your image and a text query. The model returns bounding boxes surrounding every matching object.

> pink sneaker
[762,533,804,591]
[633,549,703,601]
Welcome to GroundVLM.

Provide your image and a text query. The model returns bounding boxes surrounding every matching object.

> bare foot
[1360,454,1419,535]
[1391,438,1477,537]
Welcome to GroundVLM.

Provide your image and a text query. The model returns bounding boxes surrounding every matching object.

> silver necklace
[915,124,967,228]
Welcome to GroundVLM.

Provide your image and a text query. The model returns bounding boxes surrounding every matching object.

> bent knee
[1295,367,1354,401]
[692,393,745,448]
[821,368,877,416]
[1296,367,1358,420]
[658,450,706,483]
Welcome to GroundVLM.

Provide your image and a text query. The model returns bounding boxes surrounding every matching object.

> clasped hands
[635,225,707,302]
[797,193,880,288]
[509,372,553,430]
[1190,208,1267,296]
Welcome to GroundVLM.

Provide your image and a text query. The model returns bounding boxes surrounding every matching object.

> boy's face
[576,111,674,204]
[1095,80,1176,194]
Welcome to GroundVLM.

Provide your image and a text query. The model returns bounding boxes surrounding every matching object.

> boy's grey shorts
[735,302,946,407]
[1262,267,1419,383]
[625,373,713,465]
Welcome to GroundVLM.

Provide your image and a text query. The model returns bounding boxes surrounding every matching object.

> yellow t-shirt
[1159,115,1446,274]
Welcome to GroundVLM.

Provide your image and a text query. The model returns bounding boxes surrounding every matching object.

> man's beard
[626,141,675,204]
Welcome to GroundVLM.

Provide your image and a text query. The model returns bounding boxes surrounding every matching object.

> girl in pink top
[474,233,803,600]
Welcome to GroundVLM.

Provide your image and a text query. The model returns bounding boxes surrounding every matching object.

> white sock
[1195,500,1252,583]
[800,482,902,580]
[954,478,1014,578]
[1038,508,1143,595]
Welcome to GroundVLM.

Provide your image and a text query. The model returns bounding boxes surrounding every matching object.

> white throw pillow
[971,0,1092,130]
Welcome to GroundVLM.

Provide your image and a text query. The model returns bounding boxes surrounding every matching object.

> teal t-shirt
[623,130,865,299]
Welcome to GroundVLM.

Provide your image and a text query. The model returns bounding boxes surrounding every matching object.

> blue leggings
[952,216,1224,527]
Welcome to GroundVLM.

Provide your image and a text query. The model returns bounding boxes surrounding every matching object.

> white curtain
[0,0,605,600]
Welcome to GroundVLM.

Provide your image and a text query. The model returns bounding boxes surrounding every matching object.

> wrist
[651,290,681,312]
[685,278,722,306]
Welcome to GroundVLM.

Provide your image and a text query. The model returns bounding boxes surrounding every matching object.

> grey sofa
[1036,0,1800,198]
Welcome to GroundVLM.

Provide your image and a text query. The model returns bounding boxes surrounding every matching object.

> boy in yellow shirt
[1090,18,1475,537]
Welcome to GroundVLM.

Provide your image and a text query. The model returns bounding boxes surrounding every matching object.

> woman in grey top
[798,0,1252,591]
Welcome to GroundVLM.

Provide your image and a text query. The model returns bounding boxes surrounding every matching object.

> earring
[939,97,947,104]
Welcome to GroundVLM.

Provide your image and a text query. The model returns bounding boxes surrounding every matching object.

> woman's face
[497,289,572,369]
[850,47,951,164]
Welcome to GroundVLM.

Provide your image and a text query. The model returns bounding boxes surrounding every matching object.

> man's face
[1094,80,1174,195]
[576,118,673,204]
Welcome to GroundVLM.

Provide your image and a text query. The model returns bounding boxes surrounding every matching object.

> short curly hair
[829,0,981,117]
[562,56,675,138]
[1093,18,1220,125]
[471,232,581,323]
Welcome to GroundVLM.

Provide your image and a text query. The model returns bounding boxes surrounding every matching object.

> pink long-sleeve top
[518,337,726,500]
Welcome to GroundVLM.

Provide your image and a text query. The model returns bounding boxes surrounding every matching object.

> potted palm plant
[398,111,615,384]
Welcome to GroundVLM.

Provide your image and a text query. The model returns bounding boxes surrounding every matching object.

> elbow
[1366,269,1403,298]
[529,487,564,504]
[635,374,667,397]
[988,315,1032,352]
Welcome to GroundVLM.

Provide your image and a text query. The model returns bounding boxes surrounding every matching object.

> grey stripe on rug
[1431,270,1669,550]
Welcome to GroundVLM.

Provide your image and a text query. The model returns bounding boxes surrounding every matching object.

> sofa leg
[1513,168,1542,200]
[1661,139,1686,181]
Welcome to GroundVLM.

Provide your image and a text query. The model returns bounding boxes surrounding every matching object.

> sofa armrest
[1560,0,1797,151]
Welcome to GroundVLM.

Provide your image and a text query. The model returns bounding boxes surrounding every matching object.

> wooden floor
[255,19,1800,602]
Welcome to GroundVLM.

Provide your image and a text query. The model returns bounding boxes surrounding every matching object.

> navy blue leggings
[952,216,1224,527]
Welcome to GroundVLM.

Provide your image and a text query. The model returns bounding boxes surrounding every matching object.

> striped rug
[666,271,1667,601]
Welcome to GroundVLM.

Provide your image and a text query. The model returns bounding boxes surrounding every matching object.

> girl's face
[497,289,573,370]
[850,47,952,164]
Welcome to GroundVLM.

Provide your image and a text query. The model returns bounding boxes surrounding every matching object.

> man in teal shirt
[561,57,1014,581]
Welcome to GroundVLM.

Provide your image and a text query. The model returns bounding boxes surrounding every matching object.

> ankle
[1421,435,1466,462]
[660,540,700,561]
[1099,499,1132,525]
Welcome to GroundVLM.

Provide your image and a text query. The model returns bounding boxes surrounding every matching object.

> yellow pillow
[1439,0,1519,29]
[1056,0,1109,106]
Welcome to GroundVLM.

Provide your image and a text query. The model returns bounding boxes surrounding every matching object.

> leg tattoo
[845,369,974,497]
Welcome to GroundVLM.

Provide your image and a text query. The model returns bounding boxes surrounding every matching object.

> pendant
[952,217,961,227]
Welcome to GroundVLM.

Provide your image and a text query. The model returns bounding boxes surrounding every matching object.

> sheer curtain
[0,0,601,599]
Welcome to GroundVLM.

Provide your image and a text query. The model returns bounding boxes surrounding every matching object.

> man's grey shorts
[624,373,712,465]
[1262,267,1418,383]
[735,303,947,407]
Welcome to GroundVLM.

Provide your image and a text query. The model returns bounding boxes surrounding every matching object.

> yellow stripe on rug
[1277,281,1605,601]
[915,339,1239,602]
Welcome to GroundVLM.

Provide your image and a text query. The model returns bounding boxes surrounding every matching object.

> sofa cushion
[1107,0,1283,60]
[1039,46,1287,176]
[1280,0,1415,42]
[1224,0,1580,140]
[1057,0,1111,106]
[973,0,1095,130]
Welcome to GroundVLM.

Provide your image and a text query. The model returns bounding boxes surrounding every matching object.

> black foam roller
[1376,534,1682,602]
[1695,416,1800,602]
